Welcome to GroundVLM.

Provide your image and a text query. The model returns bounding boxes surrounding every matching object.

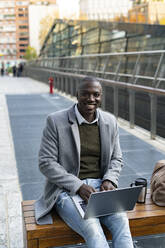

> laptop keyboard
[80,201,87,212]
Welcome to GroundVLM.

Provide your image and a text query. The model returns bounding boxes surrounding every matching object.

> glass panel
[82,28,99,45]
[83,43,99,54]
[100,29,125,42]
[70,24,81,36]
[61,39,69,49]
[61,28,69,40]
[71,35,81,48]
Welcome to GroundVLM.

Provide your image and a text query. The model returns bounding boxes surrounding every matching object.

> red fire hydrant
[48,77,54,94]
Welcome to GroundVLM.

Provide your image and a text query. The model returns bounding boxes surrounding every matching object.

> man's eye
[94,93,100,97]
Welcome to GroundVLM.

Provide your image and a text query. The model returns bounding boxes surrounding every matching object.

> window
[18,13,28,17]
[19,49,26,52]
[16,1,28,6]
[19,20,28,24]
[19,37,28,41]
[19,32,28,36]
[19,44,28,47]
[4,14,15,19]
[19,25,28,29]
[18,7,28,11]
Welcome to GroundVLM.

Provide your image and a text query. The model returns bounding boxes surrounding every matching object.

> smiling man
[35,77,134,248]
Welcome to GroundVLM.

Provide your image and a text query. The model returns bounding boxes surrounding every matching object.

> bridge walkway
[0,76,165,248]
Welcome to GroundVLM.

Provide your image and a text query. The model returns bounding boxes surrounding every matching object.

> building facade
[40,19,165,59]
[15,0,29,60]
[0,0,57,69]
[0,0,17,66]
[79,0,165,24]
[128,1,165,24]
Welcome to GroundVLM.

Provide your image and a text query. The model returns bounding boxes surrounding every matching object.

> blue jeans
[55,178,134,248]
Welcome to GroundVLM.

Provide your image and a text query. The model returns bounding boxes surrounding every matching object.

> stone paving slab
[0,76,49,248]
[0,94,23,248]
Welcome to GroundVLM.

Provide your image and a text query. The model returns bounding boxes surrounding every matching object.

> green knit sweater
[78,123,101,179]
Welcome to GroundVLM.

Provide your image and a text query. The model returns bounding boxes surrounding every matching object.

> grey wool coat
[35,104,123,225]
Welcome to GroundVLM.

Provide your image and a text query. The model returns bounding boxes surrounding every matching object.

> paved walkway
[0,77,49,248]
[0,76,165,248]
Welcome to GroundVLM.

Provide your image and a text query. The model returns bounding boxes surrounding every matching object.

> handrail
[29,50,165,89]
[34,50,165,60]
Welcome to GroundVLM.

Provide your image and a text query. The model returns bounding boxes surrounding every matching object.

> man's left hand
[100,180,116,191]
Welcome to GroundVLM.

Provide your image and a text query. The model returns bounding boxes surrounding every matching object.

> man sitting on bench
[34,76,134,248]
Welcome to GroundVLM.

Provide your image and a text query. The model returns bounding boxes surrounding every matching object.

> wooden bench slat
[24,211,35,218]
[130,214,165,224]
[130,223,165,237]
[24,208,165,225]
[25,217,36,224]
[39,235,85,248]
[133,203,165,211]
[128,209,165,219]
[26,239,38,248]
[22,200,35,206]
[23,205,34,211]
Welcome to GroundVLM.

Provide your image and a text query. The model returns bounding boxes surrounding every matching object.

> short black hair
[77,76,102,92]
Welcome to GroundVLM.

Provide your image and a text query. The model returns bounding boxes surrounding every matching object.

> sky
[57,0,79,19]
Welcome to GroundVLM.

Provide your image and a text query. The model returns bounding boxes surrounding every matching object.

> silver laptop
[71,186,142,219]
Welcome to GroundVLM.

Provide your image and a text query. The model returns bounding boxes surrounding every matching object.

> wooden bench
[22,191,165,248]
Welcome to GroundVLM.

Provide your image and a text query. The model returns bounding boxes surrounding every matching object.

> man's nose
[87,94,95,101]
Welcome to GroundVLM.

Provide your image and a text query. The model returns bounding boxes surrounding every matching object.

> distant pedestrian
[1,63,5,76]
[12,65,17,77]
[1,67,4,76]
[17,63,24,77]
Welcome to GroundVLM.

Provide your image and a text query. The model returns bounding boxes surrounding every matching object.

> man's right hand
[77,184,96,203]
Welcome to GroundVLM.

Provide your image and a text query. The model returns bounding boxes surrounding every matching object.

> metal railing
[30,50,165,89]
[26,50,165,139]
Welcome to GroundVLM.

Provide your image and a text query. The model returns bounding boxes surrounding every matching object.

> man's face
[77,80,102,121]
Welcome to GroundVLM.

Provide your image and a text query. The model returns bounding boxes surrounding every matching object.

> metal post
[153,53,164,88]
[129,54,141,84]
[102,56,110,79]
[101,85,106,110]
[56,76,59,90]
[150,93,157,139]
[66,77,70,94]
[58,77,61,91]
[63,77,66,93]
[129,89,135,129]
[114,86,118,118]
[61,77,64,92]
[64,77,67,93]
[70,77,74,97]
[114,56,122,82]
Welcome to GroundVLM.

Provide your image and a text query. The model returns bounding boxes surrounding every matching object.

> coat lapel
[71,123,80,158]
[68,106,80,164]
[99,112,110,172]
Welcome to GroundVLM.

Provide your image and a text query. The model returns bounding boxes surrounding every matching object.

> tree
[24,46,37,60]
